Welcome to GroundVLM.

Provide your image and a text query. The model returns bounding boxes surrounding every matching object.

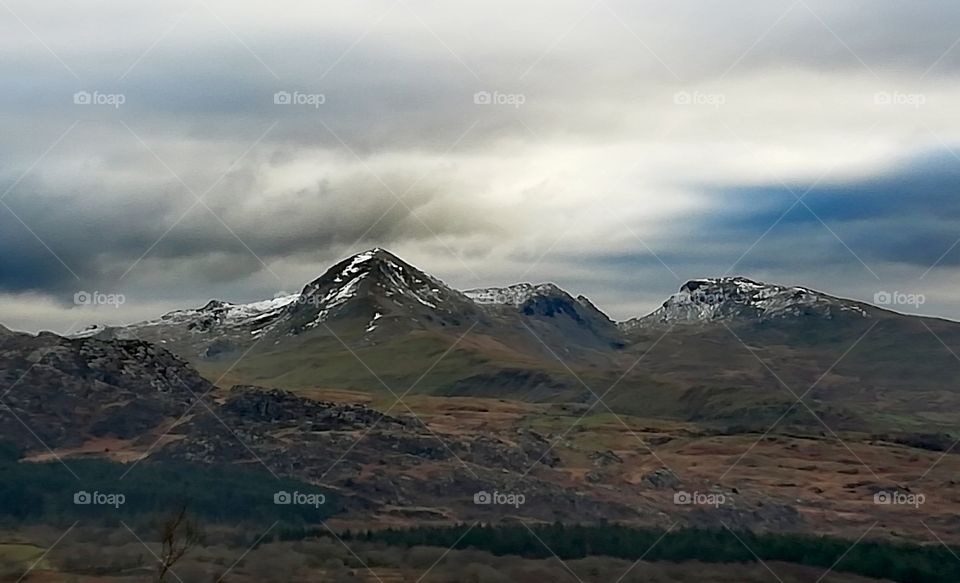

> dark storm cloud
[0,165,495,298]
[697,151,960,274]
[4,0,960,330]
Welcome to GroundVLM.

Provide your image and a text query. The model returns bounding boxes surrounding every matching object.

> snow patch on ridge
[306,271,367,328]
[146,293,301,329]
[334,250,377,283]
[623,277,869,329]
[464,283,564,307]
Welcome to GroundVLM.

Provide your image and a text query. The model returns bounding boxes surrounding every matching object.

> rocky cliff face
[0,329,209,449]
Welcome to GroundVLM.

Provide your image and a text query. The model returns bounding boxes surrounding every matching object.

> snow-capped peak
[625,277,869,328]
[287,248,469,330]
[332,249,380,283]
[81,249,474,343]
[464,283,565,307]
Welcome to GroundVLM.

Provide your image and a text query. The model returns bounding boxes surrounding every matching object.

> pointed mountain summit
[274,248,483,335]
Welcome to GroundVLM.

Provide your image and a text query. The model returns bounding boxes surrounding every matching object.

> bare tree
[155,505,202,583]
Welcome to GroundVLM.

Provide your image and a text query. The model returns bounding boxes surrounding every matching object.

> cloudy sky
[3,0,960,332]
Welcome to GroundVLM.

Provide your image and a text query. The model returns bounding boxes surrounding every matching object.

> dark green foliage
[0,457,335,526]
[303,523,959,583]
[0,441,23,462]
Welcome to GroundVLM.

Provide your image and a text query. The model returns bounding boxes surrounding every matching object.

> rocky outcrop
[0,329,208,449]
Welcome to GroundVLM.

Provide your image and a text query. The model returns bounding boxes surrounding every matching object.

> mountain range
[3,249,960,542]
[67,248,960,433]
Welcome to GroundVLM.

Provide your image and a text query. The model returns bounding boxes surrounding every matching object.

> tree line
[0,443,334,526]
[295,522,959,583]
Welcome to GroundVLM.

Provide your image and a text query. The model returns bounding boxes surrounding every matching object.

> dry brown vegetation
[321,391,960,544]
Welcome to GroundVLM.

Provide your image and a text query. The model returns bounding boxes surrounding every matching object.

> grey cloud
[4,0,960,332]
[0,156,498,299]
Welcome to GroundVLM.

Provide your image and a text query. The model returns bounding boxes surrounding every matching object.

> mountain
[622,277,872,330]
[609,278,960,432]
[8,305,960,552]
[464,282,625,352]
[94,251,623,355]
[67,252,960,433]
[81,249,624,397]
[273,248,485,336]
[7,262,960,548]
[86,249,485,357]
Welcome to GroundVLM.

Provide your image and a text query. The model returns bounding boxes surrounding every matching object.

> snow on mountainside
[81,248,481,346]
[464,283,567,306]
[279,247,480,334]
[465,282,616,325]
[71,251,883,351]
[165,295,300,330]
[85,294,301,340]
[72,324,110,339]
[623,277,870,330]
[465,282,623,351]
[295,248,457,325]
